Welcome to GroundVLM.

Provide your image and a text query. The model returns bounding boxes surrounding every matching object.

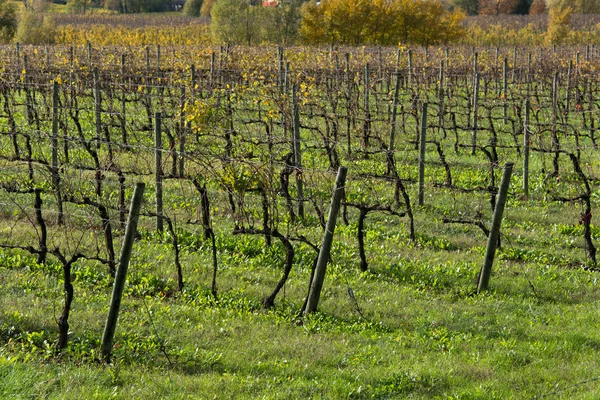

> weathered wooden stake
[408,50,413,89]
[52,81,63,225]
[523,100,530,196]
[477,163,513,293]
[304,166,348,314]
[418,102,428,206]
[93,68,102,149]
[292,86,304,219]
[503,57,508,123]
[472,73,479,155]
[101,182,145,361]
[155,112,163,232]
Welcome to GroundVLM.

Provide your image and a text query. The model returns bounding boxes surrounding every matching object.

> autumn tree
[548,0,600,13]
[0,0,17,43]
[184,0,203,16]
[546,4,572,44]
[15,0,56,44]
[478,0,519,14]
[529,0,546,14]
[300,0,465,46]
[452,0,479,14]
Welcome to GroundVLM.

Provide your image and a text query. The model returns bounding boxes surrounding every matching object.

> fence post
[472,72,479,155]
[477,162,514,293]
[408,49,413,89]
[155,112,163,233]
[101,182,145,361]
[304,166,348,314]
[292,86,304,220]
[120,54,127,145]
[523,100,530,196]
[51,81,64,225]
[388,71,401,174]
[503,57,508,124]
[179,86,186,178]
[93,67,102,149]
[418,102,428,206]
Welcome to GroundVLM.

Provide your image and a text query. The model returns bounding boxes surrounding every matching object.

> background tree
[67,0,93,13]
[211,0,263,45]
[201,0,216,16]
[548,0,600,13]
[546,4,572,44]
[184,0,203,16]
[15,0,56,44]
[262,0,302,45]
[529,0,545,13]
[478,0,520,14]
[300,0,465,46]
[0,0,17,43]
[452,0,479,15]
[104,0,123,12]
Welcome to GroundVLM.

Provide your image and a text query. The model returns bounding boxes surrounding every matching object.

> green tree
[548,0,600,13]
[262,0,302,45]
[184,0,203,16]
[211,0,262,45]
[201,0,217,16]
[452,0,479,15]
[15,1,56,44]
[120,0,168,12]
[67,0,92,13]
[0,0,17,43]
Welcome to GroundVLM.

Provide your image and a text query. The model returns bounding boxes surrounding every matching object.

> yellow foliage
[546,5,572,45]
[55,24,211,46]
[300,0,465,46]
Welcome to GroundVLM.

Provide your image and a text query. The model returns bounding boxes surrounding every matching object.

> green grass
[2,191,600,398]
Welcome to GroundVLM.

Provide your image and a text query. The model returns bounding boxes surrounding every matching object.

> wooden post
[472,73,479,155]
[101,182,145,361]
[120,54,127,145]
[477,163,513,293]
[389,72,401,156]
[210,51,215,89]
[438,60,444,128]
[512,46,517,83]
[278,46,284,93]
[179,86,186,178]
[156,45,161,71]
[190,64,196,92]
[418,102,428,206]
[93,68,102,149]
[155,113,163,233]
[523,100,530,196]
[52,81,63,225]
[292,86,304,220]
[565,59,572,122]
[503,57,508,124]
[145,46,150,72]
[408,50,413,89]
[304,167,348,314]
